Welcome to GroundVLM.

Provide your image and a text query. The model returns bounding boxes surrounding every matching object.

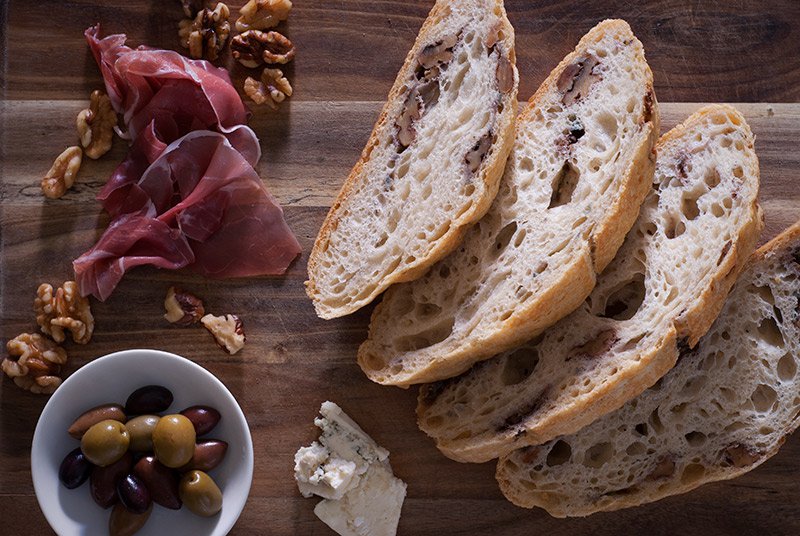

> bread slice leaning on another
[417,105,763,462]
[306,0,519,319]
[497,221,800,516]
[358,19,659,386]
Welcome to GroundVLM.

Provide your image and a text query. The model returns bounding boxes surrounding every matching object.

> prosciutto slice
[75,27,301,300]
[75,132,301,301]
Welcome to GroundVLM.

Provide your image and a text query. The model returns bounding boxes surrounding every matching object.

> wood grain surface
[2,1,799,535]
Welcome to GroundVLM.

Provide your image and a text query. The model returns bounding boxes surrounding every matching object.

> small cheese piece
[295,401,407,536]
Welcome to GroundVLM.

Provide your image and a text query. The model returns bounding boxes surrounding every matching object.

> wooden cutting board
[2,1,799,534]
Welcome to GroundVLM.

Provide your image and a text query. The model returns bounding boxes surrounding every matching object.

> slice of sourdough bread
[358,19,659,386]
[417,105,763,462]
[496,221,800,516]
[306,0,519,319]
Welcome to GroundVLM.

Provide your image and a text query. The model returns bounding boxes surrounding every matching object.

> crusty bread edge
[360,19,658,387]
[306,0,519,319]
[498,220,800,516]
[426,104,763,462]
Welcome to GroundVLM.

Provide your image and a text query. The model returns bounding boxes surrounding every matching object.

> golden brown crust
[306,0,518,319]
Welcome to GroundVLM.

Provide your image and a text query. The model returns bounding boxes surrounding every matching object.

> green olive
[179,470,222,517]
[126,415,160,452]
[80,420,130,467]
[152,414,195,468]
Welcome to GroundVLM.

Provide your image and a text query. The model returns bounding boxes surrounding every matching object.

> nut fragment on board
[164,286,205,325]
[201,314,245,354]
[235,0,292,32]
[35,281,95,345]
[231,30,295,68]
[42,146,82,199]
[244,68,292,109]
[76,90,117,159]
[1,333,68,394]
[178,2,231,60]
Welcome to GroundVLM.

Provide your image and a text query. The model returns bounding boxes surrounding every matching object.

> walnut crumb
[76,90,117,159]
[164,286,205,325]
[35,281,94,345]
[201,314,245,354]
[179,2,231,61]
[42,146,82,199]
[2,333,68,394]
[235,0,292,32]
[244,68,292,109]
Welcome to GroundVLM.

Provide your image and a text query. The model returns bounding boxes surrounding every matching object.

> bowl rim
[31,348,254,536]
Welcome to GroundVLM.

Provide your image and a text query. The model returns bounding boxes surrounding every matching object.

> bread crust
[306,0,519,319]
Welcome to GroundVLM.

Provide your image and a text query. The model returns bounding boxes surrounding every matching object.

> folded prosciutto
[75,27,301,300]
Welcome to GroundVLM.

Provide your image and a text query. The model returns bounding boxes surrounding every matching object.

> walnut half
[231,30,295,68]
[164,286,205,325]
[179,2,231,61]
[244,68,293,109]
[35,281,94,345]
[201,314,245,354]
[235,0,292,32]
[2,333,68,394]
[42,146,82,199]
[76,90,117,160]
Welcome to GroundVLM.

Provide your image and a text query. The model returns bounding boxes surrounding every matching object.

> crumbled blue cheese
[294,401,407,536]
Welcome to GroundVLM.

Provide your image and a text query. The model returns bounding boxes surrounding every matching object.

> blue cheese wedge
[294,401,407,536]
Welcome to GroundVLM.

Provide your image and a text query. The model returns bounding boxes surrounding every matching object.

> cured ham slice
[75,27,301,300]
[75,132,301,301]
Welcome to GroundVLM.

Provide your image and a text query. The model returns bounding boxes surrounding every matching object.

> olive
[180,439,228,472]
[68,403,126,439]
[58,447,92,489]
[90,452,133,509]
[125,385,173,415]
[133,455,181,510]
[180,405,221,436]
[117,473,151,515]
[109,502,152,536]
[126,415,160,452]
[179,470,223,517]
[152,414,195,468]
[81,420,130,467]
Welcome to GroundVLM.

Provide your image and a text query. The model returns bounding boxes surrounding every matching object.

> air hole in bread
[583,442,614,468]
[416,302,442,318]
[493,222,518,254]
[634,423,648,436]
[681,192,701,221]
[648,409,664,434]
[599,273,646,320]
[546,440,572,466]
[663,215,686,239]
[777,353,797,381]
[680,463,706,484]
[750,384,778,412]
[548,161,580,209]
[394,316,455,352]
[501,347,541,386]
[757,316,785,348]
[685,431,707,447]
[375,233,389,248]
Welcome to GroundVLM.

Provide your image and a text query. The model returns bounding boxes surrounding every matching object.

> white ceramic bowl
[32,349,254,536]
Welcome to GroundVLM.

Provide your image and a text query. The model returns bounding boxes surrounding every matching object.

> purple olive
[133,456,181,510]
[90,452,133,509]
[180,406,221,436]
[180,440,228,472]
[59,447,92,489]
[117,473,151,515]
[109,502,152,536]
[125,385,173,415]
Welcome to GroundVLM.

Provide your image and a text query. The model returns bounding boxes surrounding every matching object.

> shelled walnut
[201,314,245,354]
[244,68,292,109]
[76,90,117,160]
[164,286,205,325]
[42,146,82,199]
[35,281,95,345]
[231,30,295,67]
[235,0,292,32]
[179,2,231,61]
[1,333,68,394]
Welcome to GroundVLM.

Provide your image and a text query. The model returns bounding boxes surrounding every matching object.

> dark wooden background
[2,1,800,534]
